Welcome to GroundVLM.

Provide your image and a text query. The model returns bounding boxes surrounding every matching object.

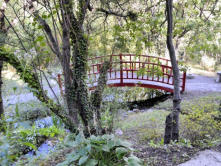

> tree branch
[78,0,90,26]
[34,13,62,58]
[0,48,78,132]
[96,8,137,21]
[26,1,62,59]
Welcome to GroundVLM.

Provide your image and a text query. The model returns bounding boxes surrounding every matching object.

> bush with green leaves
[57,133,143,166]
[122,87,164,102]
[10,125,65,153]
[180,103,221,147]
[0,120,65,163]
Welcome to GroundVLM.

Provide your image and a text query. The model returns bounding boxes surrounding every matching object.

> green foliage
[178,62,189,72]
[101,88,127,131]
[180,102,221,147]
[100,102,118,132]
[118,110,168,143]
[0,115,7,132]
[123,87,164,102]
[0,135,15,166]
[0,105,65,162]
[1,123,65,164]
[16,125,64,149]
[57,134,143,166]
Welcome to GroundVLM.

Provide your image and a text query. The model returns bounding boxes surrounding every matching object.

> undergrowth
[56,133,143,166]
[118,94,221,148]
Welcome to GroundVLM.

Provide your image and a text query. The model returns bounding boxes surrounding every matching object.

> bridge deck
[88,71,183,93]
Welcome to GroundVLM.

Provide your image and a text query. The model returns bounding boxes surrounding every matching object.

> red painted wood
[57,74,63,96]
[120,54,123,84]
[58,54,186,94]
[182,72,186,92]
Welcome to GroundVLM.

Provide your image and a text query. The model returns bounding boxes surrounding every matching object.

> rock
[19,108,50,122]
[122,113,128,118]
[179,150,221,166]
[133,109,140,113]
[186,74,195,79]
[35,116,53,128]
[216,71,221,83]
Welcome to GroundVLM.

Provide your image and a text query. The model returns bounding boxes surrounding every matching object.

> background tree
[0,0,10,119]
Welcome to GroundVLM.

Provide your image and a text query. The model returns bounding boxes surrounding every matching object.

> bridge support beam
[120,54,123,84]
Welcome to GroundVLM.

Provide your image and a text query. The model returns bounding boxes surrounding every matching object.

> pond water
[26,117,55,157]
[35,116,53,128]
[27,140,55,157]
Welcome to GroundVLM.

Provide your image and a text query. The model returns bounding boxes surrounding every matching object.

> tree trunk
[90,61,111,134]
[164,0,181,144]
[0,60,3,118]
[0,0,10,120]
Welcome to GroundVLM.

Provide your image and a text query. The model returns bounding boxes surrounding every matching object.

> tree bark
[90,61,111,134]
[164,0,181,144]
[0,60,3,118]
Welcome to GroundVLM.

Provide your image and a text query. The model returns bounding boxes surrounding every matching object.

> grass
[118,110,168,131]
[187,62,221,76]
[5,100,50,121]
[116,110,169,143]
[116,93,221,144]
[2,63,221,165]
[154,93,221,112]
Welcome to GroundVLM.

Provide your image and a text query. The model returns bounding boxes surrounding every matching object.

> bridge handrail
[88,54,172,63]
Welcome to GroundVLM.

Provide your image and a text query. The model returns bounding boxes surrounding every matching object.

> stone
[186,74,195,79]
[133,109,140,113]
[217,71,221,83]
[179,150,221,166]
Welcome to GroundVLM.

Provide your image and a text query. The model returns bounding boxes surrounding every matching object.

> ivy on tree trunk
[0,60,3,118]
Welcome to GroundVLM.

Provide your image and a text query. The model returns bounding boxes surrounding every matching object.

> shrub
[11,125,65,154]
[180,103,221,147]
[57,133,143,166]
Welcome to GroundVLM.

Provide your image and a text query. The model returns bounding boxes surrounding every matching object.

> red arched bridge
[57,54,186,94]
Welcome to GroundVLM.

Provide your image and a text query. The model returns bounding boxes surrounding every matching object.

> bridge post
[120,54,123,84]
[57,74,63,97]
[182,72,186,92]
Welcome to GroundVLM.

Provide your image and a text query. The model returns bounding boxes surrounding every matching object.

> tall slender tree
[164,0,181,144]
[0,0,10,119]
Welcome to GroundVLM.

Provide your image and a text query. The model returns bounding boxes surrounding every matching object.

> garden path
[3,74,221,106]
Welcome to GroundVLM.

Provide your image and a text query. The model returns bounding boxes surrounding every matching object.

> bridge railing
[57,54,186,94]
[87,54,186,92]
